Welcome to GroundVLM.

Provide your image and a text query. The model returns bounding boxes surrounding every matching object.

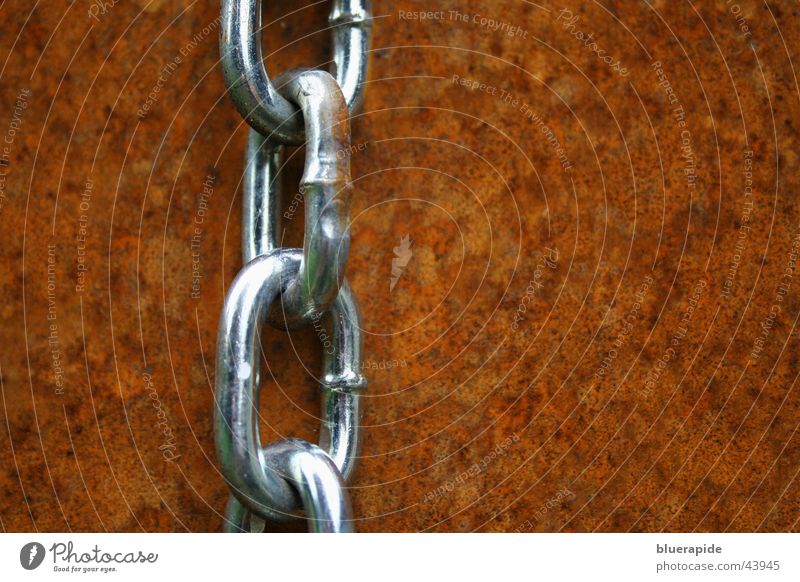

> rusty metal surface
[0,0,799,532]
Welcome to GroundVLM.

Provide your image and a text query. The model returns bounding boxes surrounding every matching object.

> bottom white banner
[0,533,796,581]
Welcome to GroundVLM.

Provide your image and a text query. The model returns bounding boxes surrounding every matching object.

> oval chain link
[268,68,354,328]
[215,247,366,522]
[221,0,371,145]
[216,1,371,533]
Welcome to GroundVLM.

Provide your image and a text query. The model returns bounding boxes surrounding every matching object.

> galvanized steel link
[269,68,354,328]
[225,439,354,533]
[214,248,366,522]
[244,70,354,327]
[220,0,371,145]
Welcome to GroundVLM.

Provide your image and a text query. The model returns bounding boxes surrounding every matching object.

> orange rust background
[1,0,799,532]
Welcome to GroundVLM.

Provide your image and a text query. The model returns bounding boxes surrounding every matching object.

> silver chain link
[215,0,371,533]
[220,0,371,145]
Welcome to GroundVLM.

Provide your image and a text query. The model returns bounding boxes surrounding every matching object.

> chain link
[215,1,371,533]
[268,68,354,328]
[221,0,371,145]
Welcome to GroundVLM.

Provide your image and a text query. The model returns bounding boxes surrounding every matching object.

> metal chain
[215,1,371,533]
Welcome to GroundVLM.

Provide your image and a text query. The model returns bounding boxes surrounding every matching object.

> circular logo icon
[19,542,45,570]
